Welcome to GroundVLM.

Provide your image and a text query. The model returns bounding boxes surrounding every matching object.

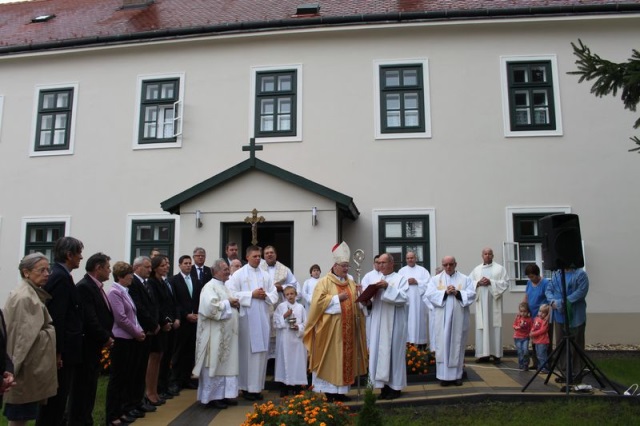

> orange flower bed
[241,389,353,426]
[406,343,434,375]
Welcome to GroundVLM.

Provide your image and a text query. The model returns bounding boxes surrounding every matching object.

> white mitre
[332,241,351,264]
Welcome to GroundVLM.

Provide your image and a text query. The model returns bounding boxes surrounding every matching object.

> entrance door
[222,221,294,272]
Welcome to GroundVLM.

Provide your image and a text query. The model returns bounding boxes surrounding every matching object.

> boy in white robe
[273,286,308,397]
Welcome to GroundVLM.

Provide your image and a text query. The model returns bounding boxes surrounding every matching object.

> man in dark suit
[190,247,212,287]
[223,242,245,266]
[126,256,159,418]
[69,252,114,426]
[170,255,202,391]
[38,236,84,426]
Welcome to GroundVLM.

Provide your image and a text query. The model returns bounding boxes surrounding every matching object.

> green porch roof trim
[160,158,360,220]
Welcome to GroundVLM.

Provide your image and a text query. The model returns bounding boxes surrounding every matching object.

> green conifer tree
[569,39,640,152]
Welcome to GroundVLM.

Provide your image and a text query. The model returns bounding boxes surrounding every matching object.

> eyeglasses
[33,267,51,274]
[338,263,350,269]
[442,263,456,267]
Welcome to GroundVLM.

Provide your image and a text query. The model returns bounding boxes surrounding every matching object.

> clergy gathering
[1,0,639,424]
[0,235,590,425]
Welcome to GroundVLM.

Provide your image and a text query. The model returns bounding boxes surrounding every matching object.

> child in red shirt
[513,302,533,371]
[530,304,551,373]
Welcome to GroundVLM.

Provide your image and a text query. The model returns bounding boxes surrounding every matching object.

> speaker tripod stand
[522,268,620,395]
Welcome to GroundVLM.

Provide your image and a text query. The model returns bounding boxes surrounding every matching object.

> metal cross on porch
[242,137,263,165]
[244,208,265,245]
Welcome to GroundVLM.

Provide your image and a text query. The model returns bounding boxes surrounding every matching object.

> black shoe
[167,386,181,396]
[242,391,256,401]
[145,397,165,406]
[492,357,502,365]
[207,400,228,409]
[280,389,289,397]
[386,389,401,400]
[120,415,137,423]
[222,398,238,406]
[127,410,145,418]
[159,392,174,400]
[325,393,336,402]
[252,392,264,400]
[454,379,463,386]
[380,385,390,399]
[475,357,491,363]
[440,380,451,387]
[184,381,198,390]
[335,394,351,402]
[138,403,156,413]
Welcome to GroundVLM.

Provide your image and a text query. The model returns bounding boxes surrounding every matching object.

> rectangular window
[501,56,562,137]
[139,79,180,144]
[505,207,570,289]
[255,70,297,137]
[374,59,431,140]
[130,219,175,267]
[24,222,65,261]
[380,65,425,133]
[378,215,430,272]
[507,62,555,131]
[35,88,74,151]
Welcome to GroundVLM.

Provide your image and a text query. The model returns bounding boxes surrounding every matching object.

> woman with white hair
[3,253,57,425]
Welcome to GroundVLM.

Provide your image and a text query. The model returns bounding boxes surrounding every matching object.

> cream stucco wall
[0,14,639,342]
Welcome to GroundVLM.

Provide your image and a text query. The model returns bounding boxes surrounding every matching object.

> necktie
[165,278,173,295]
[185,274,193,297]
[198,267,203,282]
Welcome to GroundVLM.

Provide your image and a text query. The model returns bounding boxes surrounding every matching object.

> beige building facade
[0,1,639,344]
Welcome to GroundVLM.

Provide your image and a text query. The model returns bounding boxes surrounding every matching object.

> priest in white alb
[360,254,382,348]
[398,251,431,348]
[193,259,240,409]
[367,253,409,400]
[424,256,475,386]
[226,245,278,401]
[469,247,509,364]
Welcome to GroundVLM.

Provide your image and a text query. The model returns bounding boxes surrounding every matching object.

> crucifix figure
[244,208,265,245]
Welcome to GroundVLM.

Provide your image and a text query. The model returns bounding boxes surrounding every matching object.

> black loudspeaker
[539,213,584,270]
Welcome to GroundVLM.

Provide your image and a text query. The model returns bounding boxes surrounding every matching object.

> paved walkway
[132,356,618,425]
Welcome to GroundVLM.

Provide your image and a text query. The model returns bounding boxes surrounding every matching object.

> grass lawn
[381,352,640,426]
[0,375,108,426]
[382,399,640,425]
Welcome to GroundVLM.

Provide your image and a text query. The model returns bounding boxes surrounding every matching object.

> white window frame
[30,83,79,157]
[20,216,71,261]
[505,206,570,291]
[133,73,185,150]
[126,213,180,266]
[500,55,563,138]
[372,208,436,270]
[250,64,303,144]
[373,59,431,140]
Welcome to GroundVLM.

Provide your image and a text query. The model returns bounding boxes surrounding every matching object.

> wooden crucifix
[244,208,265,245]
